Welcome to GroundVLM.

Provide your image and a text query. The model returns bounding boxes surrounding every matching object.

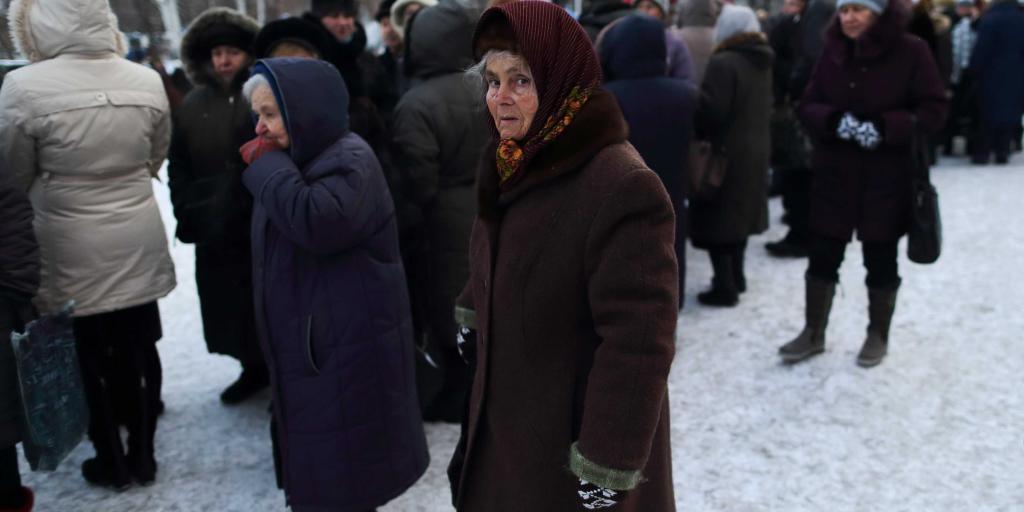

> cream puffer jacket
[0,0,175,317]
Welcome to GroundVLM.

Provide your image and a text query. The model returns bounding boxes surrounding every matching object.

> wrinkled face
[635,0,666,20]
[321,12,357,42]
[211,45,249,85]
[485,53,539,141]
[251,85,290,149]
[783,0,806,15]
[379,16,403,51]
[839,4,877,40]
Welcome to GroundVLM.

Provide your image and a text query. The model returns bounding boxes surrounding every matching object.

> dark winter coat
[169,7,259,359]
[799,3,948,243]
[242,58,428,512]
[391,3,485,353]
[601,14,697,297]
[0,179,38,448]
[451,89,678,512]
[691,32,774,247]
[580,0,634,41]
[366,47,405,124]
[770,0,835,105]
[969,0,1024,126]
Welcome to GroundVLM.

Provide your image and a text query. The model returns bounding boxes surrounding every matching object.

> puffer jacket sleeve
[166,112,193,225]
[571,168,678,491]
[241,150,388,256]
[0,77,38,191]
[390,96,440,226]
[797,58,841,142]
[148,99,172,178]
[0,178,39,301]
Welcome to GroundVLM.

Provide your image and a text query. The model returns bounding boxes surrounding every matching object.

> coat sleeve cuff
[568,442,643,491]
[241,150,293,197]
[454,305,476,330]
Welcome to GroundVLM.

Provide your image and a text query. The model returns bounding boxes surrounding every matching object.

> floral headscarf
[474,1,603,190]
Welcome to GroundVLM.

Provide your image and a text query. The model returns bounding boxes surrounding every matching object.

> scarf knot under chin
[495,85,593,187]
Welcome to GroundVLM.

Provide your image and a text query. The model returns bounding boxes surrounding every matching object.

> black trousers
[807,234,900,289]
[780,169,811,243]
[73,302,163,468]
[0,445,21,507]
[974,123,1016,162]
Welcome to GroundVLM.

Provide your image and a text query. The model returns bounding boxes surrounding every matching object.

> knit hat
[836,0,889,14]
[203,20,255,52]
[391,0,439,38]
[713,4,761,44]
[473,1,602,189]
[311,0,357,17]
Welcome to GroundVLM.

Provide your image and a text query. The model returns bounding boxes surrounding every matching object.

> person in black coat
[599,14,697,308]
[169,8,269,404]
[766,0,835,258]
[366,0,409,124]
[0,178,39,512]
[390,3,486,422]
[969,0,1024,164]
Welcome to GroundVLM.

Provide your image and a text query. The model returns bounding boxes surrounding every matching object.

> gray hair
[463,50,526,99]
[242,73,272,104]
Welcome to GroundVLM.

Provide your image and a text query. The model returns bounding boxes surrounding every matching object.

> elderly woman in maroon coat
[450,2,679,511]
[779,0,947,367]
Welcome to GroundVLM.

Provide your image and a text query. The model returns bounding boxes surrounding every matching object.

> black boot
[733,244,747,293]
[77,338,131,491]
[779,276,836,363]
[220,366,270,405]
[857,284,898,368]
[697,251,739,307]
[765,232,809,258]
[126,343,160,485]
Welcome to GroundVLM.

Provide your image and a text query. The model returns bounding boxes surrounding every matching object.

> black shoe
[220,370,270,405]
[765,238,808,258]
[995,154,1009,165]
[81,458,131,492]
[127,452,157,486]
[697,287,739,307]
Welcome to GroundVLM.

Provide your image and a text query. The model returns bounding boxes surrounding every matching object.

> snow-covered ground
[18,156,1024,511]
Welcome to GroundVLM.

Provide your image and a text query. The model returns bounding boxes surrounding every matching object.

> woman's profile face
[251,85,290,149]
[839,4,877,40]
[485,53,539,141]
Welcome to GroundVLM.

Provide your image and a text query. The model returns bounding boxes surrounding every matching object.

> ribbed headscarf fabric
[473,1,603,190]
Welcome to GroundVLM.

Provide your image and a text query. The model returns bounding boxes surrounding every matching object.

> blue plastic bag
[10,302,88,471]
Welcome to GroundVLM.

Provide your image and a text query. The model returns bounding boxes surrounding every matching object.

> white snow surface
[17,156,1024,511]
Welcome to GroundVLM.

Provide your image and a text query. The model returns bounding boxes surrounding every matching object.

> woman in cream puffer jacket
[0,0,174,489]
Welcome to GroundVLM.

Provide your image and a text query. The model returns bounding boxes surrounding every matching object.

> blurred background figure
[672,0,720,84]
[969,0,1024,164]
[0,0,175,490]
[600,14,697,308]
[633,0,696,82]
[390,2,484,423]
[169,8,268,405]
[943,0,983,157]
[691,4,773,307]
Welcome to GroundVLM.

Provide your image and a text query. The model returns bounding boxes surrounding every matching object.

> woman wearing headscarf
[450,3,679,510]
[239,57,428,512]
[780,0,947,367]
[691,5,774,307]
[0,0,173,490]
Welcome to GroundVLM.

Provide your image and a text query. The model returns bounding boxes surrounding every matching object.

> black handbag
[907,131,942,264]
[687,140,728,201]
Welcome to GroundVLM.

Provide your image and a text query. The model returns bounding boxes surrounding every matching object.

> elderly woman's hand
[239,136,285,166]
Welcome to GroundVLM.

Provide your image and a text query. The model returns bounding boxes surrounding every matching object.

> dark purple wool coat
[242,58,428,512]
[798,2,948,242]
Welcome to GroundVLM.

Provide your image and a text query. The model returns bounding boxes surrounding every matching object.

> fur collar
[180,8,260,87]
[714,31,768,54]
[477,88,629,220]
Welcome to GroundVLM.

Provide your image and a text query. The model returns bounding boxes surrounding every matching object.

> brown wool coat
[450,90,679,511]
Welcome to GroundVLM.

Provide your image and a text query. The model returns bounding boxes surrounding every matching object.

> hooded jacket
[601,14,696,297]
[691,30,774,246]
[0,0,174,317]
[390,3,486,363]
[241,58,428,512]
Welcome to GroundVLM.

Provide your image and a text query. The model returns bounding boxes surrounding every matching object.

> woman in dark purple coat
[239,57,428,512]
[779,0,947,367]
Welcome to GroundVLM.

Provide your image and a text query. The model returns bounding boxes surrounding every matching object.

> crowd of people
[0,0,1021,510]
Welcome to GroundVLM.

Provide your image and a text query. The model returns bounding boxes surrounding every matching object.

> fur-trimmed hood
[714,31,774,70]
[180,8,260,87]
[7,0,126,62]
